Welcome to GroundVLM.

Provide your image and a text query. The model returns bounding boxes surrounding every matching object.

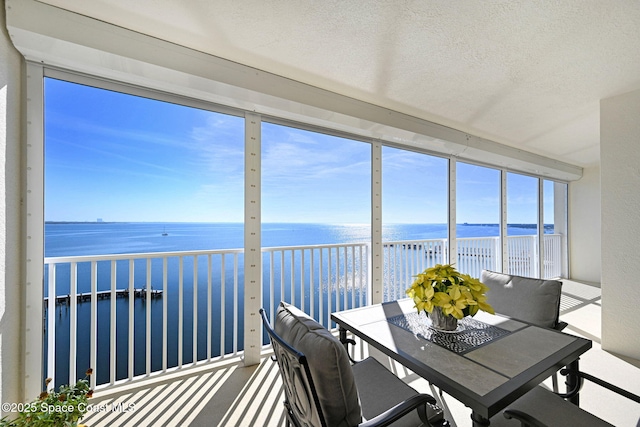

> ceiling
[36,0,640,167]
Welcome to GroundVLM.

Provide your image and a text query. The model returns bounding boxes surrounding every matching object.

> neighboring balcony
[43,234,564,390]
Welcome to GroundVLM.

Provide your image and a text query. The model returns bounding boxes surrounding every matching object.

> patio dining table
[331,299,592,427]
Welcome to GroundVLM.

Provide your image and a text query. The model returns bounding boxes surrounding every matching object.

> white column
[553,182,569,278]
[371,142,383,304]
[600,89,640,359]
[243,112,262,366]
[500,170,508,273]
[448,159,457,265]
[24,62,45,398]
[537,178,544,278]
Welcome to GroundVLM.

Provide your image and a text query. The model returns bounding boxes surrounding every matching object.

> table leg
[338,326,348,347]
[566,359,580,406]
[471,411,491,427]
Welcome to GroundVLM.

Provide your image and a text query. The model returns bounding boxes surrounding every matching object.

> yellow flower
[436,292,467,319]
[473,293,495,314]
[406,264,495,318]
[407,283,435,313]
[447,284,462,300]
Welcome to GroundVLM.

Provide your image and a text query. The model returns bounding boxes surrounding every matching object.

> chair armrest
[341,337,360,363]
[503,409,548,427]
[559,369,640,404]
[359,393,446,427]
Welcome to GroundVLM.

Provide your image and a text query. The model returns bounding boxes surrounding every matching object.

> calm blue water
[45,222,545,387]
[45,222,547,257]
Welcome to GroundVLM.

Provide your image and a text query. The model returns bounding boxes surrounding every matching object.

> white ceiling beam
[6,0,582,181]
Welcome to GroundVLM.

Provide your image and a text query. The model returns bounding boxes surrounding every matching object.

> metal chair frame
[260,307,446,427]
[504,368,640,426]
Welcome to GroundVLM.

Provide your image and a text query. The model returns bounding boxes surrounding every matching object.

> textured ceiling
[37,0,640,167]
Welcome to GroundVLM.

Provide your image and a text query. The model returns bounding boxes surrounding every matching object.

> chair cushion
[489,386,614,426]
[352,357,424,427]
[481,270,562,328]
[275,303,361,427]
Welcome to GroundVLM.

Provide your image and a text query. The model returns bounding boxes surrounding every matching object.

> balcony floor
[82,280,640,427]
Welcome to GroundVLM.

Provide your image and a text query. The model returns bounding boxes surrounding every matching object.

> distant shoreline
[461,223,552,229]
[45,221,551,227]
[45,221,116,224]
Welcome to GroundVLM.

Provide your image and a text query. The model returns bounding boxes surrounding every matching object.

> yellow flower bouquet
[406,264,495,321]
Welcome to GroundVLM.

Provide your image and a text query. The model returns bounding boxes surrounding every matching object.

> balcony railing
[43,234,562,390]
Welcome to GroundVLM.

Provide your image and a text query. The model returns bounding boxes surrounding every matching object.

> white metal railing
[382,239,448,302]
[262,243,369,329]
[44,249,244,391]
[457,236,501,277]
[544,234,563,278]
[43,235,562,390]
[43,243,368,390]
[382,234,563,301]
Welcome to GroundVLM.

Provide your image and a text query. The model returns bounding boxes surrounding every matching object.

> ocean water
[45,222,544,387]
[45,222,546,257]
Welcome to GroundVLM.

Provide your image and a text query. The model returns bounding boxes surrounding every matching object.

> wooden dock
[44,288,163,305]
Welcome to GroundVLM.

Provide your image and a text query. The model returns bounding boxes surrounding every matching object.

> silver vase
[429,306,458,331]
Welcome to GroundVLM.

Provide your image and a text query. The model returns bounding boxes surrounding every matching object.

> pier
[44,288,163,305]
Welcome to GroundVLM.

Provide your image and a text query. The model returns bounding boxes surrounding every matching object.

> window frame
[24,63,571,396]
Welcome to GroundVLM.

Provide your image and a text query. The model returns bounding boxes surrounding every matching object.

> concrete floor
[82,279,640,427]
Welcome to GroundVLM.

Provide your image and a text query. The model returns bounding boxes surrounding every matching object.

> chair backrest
[481,270,563,329]
[260,302,361,427]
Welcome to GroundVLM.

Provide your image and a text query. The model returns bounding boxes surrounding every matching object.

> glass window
[506,173,539,277]
[456,162,501,276]
[44,77,244,385]
[261,121,371,322]
[543,180,568,278]
[381,146,448,301]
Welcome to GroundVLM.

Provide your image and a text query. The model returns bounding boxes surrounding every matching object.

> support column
[553,182,569,278]
[537,178,544,278]
[371,142,383,304]
[500,170,508,273]
[448,159,457,265]
[243,112,261,366]
[25,62,45,398]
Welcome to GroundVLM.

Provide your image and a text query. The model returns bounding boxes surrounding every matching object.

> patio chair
[481,270,567,392]
[481,270,566,331]
[260,302,449,427]
[494,368,640,426]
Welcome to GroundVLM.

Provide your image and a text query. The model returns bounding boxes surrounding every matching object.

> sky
[44,78,557,224]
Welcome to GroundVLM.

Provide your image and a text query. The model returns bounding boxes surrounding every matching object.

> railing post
[493,237,501,272]
[531,235,539,278]
[46,264,56,389]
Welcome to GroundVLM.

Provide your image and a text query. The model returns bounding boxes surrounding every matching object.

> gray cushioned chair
[489,368,640,426]
[260,302,448,427]
[480,270,615,426]
[481,270,567,393]
[481,270,566,330]
[489,386,613,426]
